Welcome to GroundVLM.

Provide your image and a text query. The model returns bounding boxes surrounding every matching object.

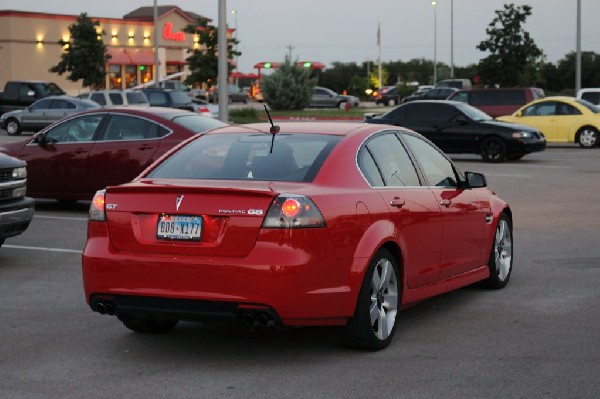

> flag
[377,22,381,47]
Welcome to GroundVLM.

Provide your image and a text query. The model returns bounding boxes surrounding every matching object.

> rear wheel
[339,248,400,350]
[480,137,507,163]
[482,214,513,289]
[120,316,178,333]
[6,118,22,136]
[576,127,598,148]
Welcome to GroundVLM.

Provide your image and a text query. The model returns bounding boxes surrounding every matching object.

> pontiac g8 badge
[175,195,184,211]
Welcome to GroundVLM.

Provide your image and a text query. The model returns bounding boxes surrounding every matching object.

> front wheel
[5,118,22,136]
[576,127,598,148]
[339,248,400,350]
[480,137,507,163]
[482,214,513,289]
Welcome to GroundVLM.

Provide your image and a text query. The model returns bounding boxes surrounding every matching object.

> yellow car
[497,96,599,147]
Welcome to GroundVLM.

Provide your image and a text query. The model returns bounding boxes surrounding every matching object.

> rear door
[520,101,559,140]
[43,98,77,126]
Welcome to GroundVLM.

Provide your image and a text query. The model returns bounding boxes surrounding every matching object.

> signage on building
[163,22,186,42]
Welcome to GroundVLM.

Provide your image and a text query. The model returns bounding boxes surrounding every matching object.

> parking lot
[0,133,598,398]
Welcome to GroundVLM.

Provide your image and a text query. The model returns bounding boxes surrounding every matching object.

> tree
[260,57,315,111]
[183,20,240,87]
[49,13,110,88]
[476,3,545,87]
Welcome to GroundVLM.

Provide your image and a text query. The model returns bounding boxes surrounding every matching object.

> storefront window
[125,65,137,88]
[139,65,152,84]
[109,65,122,89]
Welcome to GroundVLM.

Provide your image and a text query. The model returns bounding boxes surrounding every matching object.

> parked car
[375,86,402,106]
[576,88,600,106]
[497,96,600,148]
[0,153,35,247]
[447,88,544,118]
[77,90,150,108]
[141,88,196,111]
[0,80,65,116]
[402,87,458,102]
[309,86,360,108]
[208,85,249,104]
[365,100,546,162]
[400,86,434,103]
[82,121,513,350]
[0,96,99,135]
[435,79,472,90]
[0,107,227,201]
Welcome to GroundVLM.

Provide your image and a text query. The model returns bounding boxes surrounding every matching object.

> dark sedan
[0,107,227,201]
[365,100,546,162]
[0,96,99,135]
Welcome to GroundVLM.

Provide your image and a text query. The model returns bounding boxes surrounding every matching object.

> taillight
[198,107,210,113]
[89,190,106,221]
[262,194,325,229]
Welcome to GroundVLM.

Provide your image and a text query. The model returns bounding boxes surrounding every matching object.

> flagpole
[377,22,382,92]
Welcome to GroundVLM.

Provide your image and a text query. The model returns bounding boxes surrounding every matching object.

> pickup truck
[0,80,65,117]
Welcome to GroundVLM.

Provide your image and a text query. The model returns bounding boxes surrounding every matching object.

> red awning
[297,61,326,70]
[107,48,155,65]
[253,62,282,69]
[230,72,259,79]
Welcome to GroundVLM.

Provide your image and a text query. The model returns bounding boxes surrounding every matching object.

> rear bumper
[82,223,363,327]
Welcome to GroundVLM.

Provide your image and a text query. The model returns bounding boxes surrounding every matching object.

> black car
[0,153,34,246]
[375,86,402,106]
[365,100,546,162]
[141,88,195,111]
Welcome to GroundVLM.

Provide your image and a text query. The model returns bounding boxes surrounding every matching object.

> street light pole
[450,0,454,78]
[575,0,581,93]
[432,1,437,84]
[153,0,160,86]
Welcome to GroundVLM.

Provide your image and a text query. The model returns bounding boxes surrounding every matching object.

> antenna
[264,105,280,153]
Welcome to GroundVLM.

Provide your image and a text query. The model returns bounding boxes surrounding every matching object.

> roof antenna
[264,105,280,153]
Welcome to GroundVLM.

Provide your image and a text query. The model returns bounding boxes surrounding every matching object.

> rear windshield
[170,91,193,104]
[576,99,600,113]
[147,133,342,182]
[170,115,227,132]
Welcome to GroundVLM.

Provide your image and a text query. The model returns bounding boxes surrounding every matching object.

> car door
[555,101,584,142]
[86,113,165,194]
[358,131,443,287]
[21,98,53,130]
[403,133,486,279]
[311,87,334,107]
[19,113,105,198]
[520,101,559,140]
[44,98,77,126]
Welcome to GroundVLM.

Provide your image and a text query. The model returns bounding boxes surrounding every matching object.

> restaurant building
[0,6,227,94]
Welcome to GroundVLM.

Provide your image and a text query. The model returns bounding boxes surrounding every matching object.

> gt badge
[175,195,184,211]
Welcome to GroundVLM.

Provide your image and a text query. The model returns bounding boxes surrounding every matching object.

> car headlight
[512,131,532,139]
[12,167,27,179]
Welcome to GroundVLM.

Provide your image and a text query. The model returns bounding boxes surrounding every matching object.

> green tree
[49,13,109,88]
[183,20,240,87]
[476,3,545,86]
[260,57,315,110]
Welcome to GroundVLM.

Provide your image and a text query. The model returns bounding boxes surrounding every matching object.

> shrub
[261,57,315,110]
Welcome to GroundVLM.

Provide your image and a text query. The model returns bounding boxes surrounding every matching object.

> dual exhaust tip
[240,310,277,329]
[95,301,116,316]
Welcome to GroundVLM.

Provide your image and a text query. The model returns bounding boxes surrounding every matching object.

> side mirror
[34,133,46,145]
[465,171,487,188]
[27,90,35,97]
[514,111,522,117]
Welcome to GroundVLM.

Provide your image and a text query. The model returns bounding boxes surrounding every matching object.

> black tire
[481,214,513,289]
[339,248,400,350]
[576,126,598,148]
[119,316,178,333]
[480,137,507,163]
[6,118,22,136]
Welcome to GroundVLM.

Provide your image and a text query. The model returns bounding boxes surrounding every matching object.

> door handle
[389,197,405,208]
[440,199,451,207]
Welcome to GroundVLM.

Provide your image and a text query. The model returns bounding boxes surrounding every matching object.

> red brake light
[262,194,325,229]
[89,190,106,221]
[281,198,300,218]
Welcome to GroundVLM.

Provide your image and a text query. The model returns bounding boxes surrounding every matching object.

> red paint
[163,22,185,42]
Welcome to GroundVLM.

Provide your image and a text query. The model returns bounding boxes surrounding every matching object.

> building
[0,6,230,94]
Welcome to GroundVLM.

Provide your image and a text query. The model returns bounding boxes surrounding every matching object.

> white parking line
[34,215,88,222]
[3,244,83,254]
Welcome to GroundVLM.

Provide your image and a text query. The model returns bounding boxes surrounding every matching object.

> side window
[360,133,421,187]
[358,149,385,187]
[523,102,556,116]
[557,102,581,116]
[44,114,103,143]
[108,93,124,105]
[430,104,459,125]
[451,92,469,103]
[384,106,406,123]
[471,91,498,106]
[100,115,158,141]
[403,134,458,188]
[49,99,76,110]
[29,99,53,111]
[91,93,106,106]
[147,91,168,106]
[499,90,525,105]
[404,103,429,125]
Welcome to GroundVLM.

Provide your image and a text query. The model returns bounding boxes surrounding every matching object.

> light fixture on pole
[432,0,437,85]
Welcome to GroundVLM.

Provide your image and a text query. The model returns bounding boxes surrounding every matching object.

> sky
[1,0,599,75]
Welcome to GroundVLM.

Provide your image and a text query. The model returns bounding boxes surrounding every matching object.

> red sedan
[82,122,513,350]
[0,107,226,201]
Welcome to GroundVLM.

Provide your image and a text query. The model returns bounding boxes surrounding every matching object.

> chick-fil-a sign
[163,22,186,42]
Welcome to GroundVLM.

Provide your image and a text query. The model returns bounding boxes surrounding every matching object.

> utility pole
[217,0,228,122]
[575,0,581,93]
[286,44,295,60]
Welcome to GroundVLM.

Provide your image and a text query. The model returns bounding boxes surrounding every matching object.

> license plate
[157,214,202,241]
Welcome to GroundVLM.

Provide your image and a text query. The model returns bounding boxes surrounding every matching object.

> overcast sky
[2,0,599,74]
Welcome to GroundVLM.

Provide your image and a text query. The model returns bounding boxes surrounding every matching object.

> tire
[339,248,400,350]
[388,99,397,107]
[6,118,22,136]
[576,127,598,148]
[480,137,507,163]
[119,316,178,333]
[481,214,513,289]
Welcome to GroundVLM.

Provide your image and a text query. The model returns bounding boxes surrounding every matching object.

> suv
[0,153,34,247]
[447,88,544,117]
[77,90,150,107]
[375,86,402,106]
[576,88,600,105]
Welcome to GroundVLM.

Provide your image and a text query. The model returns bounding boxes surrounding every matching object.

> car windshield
[171,115,227,132]
[575,99,600,113]
[147,133,342,182]
[34,83,65,96]
[455,102,493,121]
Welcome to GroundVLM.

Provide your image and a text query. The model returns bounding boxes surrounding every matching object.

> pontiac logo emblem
[175,195,184,211]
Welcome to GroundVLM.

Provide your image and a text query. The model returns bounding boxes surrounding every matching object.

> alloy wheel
[494,219,513,282]
[369,257,399,340]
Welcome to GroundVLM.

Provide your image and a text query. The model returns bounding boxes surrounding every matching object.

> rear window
[126,91,148,104]
[147,133,342,182]
[108,93,124,105]
[170,115,227,132]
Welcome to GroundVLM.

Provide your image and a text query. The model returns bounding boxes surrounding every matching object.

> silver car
[0,95,99,136]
